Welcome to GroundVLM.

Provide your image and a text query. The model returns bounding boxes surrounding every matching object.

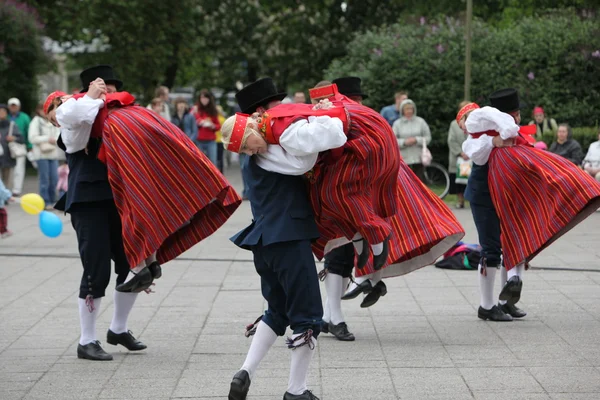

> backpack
[434,242,481,270]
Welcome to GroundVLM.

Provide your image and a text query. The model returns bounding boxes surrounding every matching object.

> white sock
[352,233,364,254]
[322,295,330,324]
[287,336,317,396]
[371,242,384,256]
[499,266,508,305]
[79,297,101,345]
[344,274,368,296]
[125,261,147,283]
[145,253,157,265]
[516,263,525,277]
[241,321,278,380]
[369,270,383,286]
[325,274,344,325]
[342,277,350,292]
[109,291,138,334]
[479,264,497,310]
[507,266,519,280]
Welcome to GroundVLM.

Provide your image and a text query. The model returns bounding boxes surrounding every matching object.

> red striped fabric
[489,146,600,270]
[101,106,241,267]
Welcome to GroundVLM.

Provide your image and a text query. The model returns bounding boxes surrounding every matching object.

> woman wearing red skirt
[45,88,241,292]
[460,90,600,321]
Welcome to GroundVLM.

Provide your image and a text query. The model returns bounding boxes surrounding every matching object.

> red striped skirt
[312,162,465,278]
[101,106,241,267]
[309,103,401,246]
[489,146,600,270]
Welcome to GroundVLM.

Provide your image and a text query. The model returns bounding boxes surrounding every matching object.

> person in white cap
[7,97,31,196]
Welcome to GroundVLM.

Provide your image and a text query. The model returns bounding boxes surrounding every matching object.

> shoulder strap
[7,121,14,137]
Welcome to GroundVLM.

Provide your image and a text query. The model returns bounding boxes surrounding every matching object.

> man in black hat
[332,76,368,104]
[466,87,527,322]
[54,65,151,361]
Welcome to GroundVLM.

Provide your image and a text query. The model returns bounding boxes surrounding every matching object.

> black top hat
[80,65,123,93]
[235,78,287,114]
[332,76,368,100]
[489,88,522,113]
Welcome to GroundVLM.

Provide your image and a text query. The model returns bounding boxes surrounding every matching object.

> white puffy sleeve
[278,116,347,157]
[462,135,494,165]
[465,106,519,140]
[56,96,104,129]
[255,146,318,176]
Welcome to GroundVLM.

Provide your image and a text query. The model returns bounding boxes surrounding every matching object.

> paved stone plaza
[1,171,600,400]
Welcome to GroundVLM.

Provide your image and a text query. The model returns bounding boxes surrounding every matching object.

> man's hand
[492,136,514,148]
[87,78,107,99]
[6,135,15,142]
[404,137,417,146]
[460,152,470,161]
[48,137,57,145]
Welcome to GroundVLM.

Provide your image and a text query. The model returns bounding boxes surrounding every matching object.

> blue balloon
[39,211,63,238]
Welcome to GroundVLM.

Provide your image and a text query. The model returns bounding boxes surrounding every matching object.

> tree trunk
[164,42,180,89]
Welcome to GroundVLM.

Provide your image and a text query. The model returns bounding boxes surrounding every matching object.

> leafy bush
[326,12,600,163]
[0,1,49,114]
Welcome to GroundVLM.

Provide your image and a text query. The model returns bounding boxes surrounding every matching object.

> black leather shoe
[477,305,513,321]
[283,390,320,400]
[228,369,251,400]
[106,329,147,351]
[148,261,162,279]
[320,320,329,334]
[115,267,154,293]
[360,281,387,308]
[354,238,370,270]
[77,341,113,361]
[328,322,355,341]
[372,235,390,271]
[341,280,373,300]
[499,302,527,318]
[499,276,523,305]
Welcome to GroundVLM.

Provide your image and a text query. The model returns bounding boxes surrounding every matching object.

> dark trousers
[70,200,130,299]
[0,208,7,234]
[252,239,323,337]
[470,202,502,266]
[324,243,355,278]
[216,143,224,173]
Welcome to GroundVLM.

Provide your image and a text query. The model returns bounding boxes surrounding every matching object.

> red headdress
[227,113,249,153]
[309,84,339,101]
[44,91,67,114]
[456,102,480,123]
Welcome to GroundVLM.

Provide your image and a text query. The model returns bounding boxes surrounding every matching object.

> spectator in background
[380,91,408,127]
[392,99,431,176]
[147,85,171,120]
[171,97,196,141]
[0,176,15,238]
[528,106,558,140]
[7,98,30,196]
[193,89,221,165]
[150,98,163,115]
[293,91,306,104]
[28,104,61,208]
[0,104,24,189]
[583,128,600,182]
[448,100,470,209]
[549,123,584,166]
[215,105,226,173]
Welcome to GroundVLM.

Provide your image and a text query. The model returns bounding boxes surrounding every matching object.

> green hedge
[326,13,600,151]
[542,126,600,151]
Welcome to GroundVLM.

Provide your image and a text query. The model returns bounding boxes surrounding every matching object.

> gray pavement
[1,169,600,400]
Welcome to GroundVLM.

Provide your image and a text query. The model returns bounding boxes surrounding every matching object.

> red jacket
[194,110,221,141]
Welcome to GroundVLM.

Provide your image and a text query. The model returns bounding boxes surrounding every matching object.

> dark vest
[230,155,320,250]
[54,136,113,212]
[464,162,493,207]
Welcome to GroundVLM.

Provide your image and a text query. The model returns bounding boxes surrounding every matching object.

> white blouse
[256,115,347,175]
[462,106,519,165]
[56,95,104,154]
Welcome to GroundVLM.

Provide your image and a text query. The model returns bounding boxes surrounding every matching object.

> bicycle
[410,161,451,199]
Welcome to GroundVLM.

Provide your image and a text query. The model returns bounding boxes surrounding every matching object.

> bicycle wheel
[422,162,450,199]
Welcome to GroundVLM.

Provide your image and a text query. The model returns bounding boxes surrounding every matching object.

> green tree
[0,1,49,114]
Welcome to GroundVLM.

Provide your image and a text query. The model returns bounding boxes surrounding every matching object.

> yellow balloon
[21,193,45,215]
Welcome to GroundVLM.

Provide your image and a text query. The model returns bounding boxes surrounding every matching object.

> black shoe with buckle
[477,305,513,321]
[328,322,355,341]
[228,369,251,400]
[320,320,329,334]
[106,329,147,351]
[147,261,162,279]
[115,267,154,293]
[353,238,370,270]
[499,302,527,318]
[77,340,113,361]
[360,281,387,308]
[283,390,320,400]
[341,280,373,300]
[372,235,390,271]
[499,276,523,305]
